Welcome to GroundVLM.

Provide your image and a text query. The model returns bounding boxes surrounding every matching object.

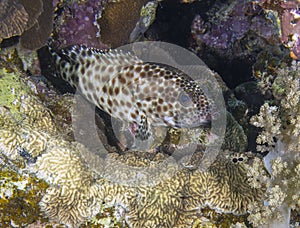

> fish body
[50,45,212,140]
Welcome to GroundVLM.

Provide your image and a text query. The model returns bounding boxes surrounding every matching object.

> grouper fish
[49,45,213,140]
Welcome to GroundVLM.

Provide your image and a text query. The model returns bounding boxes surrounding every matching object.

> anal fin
[135,115,151,141]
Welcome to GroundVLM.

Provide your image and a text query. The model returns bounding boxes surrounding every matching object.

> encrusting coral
[0,167,49,226]
[19,0,53,50]
[36,149,265,227]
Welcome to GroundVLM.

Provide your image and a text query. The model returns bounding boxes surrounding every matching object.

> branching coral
[249,61,300,226]
[251,61,300,153]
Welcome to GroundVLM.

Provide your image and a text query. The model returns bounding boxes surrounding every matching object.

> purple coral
[253,0,300,59]
[191,1,280,58]
[281,8,300,59]
[191,2,251,51]
[55,0,108,49]
[192,15,248,50]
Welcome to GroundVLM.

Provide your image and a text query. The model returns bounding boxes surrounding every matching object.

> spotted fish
[50,45,213,140]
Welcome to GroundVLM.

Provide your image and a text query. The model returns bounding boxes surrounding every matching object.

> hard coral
[0,69,56,161]
[98,0,149,48]
[185,151,264,216]
[20,0,53,50]
[0,0,53,50]
[0,86,265,227]
[0,0,28,43]
[0,41,267,227]
[0,64,101,226]
[94,151,263,227]
[36,141,102,227]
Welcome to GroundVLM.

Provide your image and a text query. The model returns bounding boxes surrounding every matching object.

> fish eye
[178,91,192,107]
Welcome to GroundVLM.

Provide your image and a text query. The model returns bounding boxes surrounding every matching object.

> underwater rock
[253,0,300,60]
[53,0,108,49]
[191,1,280,58]
[190,0,282,88]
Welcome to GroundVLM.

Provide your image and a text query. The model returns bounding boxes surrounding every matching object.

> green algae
[0,68,31,121]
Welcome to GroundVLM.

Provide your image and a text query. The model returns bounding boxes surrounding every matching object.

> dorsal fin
[59,45,143,67]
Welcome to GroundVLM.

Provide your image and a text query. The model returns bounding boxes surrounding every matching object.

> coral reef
[190,0,284,88]
[0,0,29,43]
[0,0,53,50]
[35,148,264,227]
[52,0,155,48]
[2,1,300,226]
[0,60,264,227]
[97,0,149,47]
[0,168,49,226]
[35,141,102,227]
[129,0,159,42]
[191,0,280,59]
[253,0,300,60]
[249,61,300,226]
[19,0,53,50]
[53,0,107,49]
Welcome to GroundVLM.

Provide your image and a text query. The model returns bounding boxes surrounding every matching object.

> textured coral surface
[1,0,300,227]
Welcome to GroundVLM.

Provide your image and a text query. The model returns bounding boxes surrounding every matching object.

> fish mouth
[198,119,211,128]
[174,119,211,129]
